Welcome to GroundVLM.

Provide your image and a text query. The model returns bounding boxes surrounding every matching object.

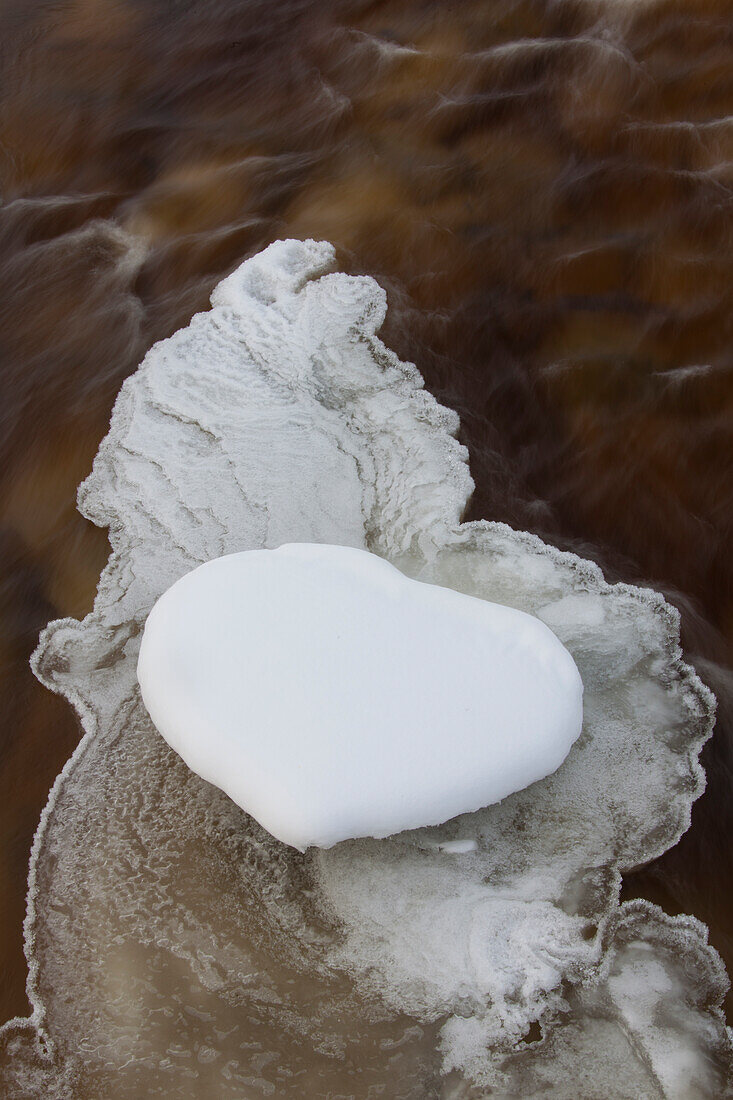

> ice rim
[0,238,730,1096]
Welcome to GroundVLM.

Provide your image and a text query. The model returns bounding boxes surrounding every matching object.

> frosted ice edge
[0,238,728,1097]
[441,901,733,1098]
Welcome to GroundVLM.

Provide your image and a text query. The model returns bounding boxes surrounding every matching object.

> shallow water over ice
[0,241,729,1098]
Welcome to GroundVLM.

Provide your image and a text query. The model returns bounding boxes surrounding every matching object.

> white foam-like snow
[137,543,583,849]
[0,239,729,1098]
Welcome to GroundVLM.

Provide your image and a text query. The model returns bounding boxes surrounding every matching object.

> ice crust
[137,543,584,849]
[0,239,730,1097]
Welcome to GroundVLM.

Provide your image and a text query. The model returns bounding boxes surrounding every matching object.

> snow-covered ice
[137,543,583,849]
[1,239,730,1099]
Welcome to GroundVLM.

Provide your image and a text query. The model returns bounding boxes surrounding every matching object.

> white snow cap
[138,543,583,849]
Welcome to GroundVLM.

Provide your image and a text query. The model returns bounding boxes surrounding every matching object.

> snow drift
[137,543,584,849]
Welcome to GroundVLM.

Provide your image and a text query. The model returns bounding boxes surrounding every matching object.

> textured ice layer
[0,239,730,1098]
[138,543,584,849]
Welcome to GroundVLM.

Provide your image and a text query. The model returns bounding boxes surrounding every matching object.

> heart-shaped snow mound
[137,543,583,849]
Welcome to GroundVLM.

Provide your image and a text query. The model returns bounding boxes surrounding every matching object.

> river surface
[1,0,732,1050]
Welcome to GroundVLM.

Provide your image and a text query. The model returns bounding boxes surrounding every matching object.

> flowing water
[1,0,733,1095]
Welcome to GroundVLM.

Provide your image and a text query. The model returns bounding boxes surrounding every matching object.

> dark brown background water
[1,0,733,1023]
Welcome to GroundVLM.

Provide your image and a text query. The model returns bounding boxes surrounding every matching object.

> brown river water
[1,0,732,1066]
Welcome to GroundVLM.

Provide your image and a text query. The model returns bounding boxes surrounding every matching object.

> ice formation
[137,543,584,849]
[0,239,731,1098]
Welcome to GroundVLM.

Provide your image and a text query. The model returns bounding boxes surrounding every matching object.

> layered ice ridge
[0,239,730,1098]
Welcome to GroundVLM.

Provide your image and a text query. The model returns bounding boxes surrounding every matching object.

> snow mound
[137,543,584,849]
[0,239,729,1098]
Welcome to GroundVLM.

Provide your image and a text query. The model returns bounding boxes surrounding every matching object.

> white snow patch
[137,543,583,849]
